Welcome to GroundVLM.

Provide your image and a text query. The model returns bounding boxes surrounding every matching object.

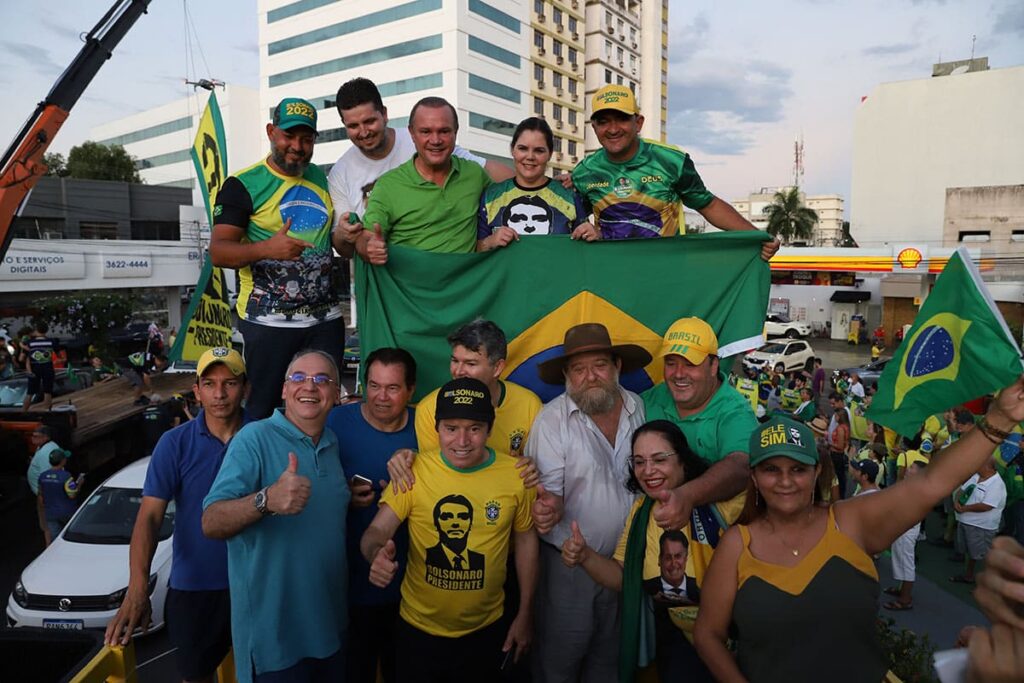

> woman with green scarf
[561,420,733,682]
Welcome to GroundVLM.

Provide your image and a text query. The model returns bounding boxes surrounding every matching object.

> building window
[269,0,442,54]
[617,18,624,34]
[534,64,544,81]
[469,73,521,103]
[534,97,544,115]
[617,47,624,63]
[604,40,612,60]
[80,222,119,240]
[468,36,520,67]
[98,116,192,147]
[569,17,577,34]
[617,74,624,85]
[12,217,64,239]
[534,29,544,48]
[131,220,180,241]
[553,7,562,25]
[958,231,991,243]
[569,47,577,66]
[569,78,577,95]
[553,40,562,57]
[568,109,577,125]
[469,112,517,137]
[605,69,612,84]
[553,72,563,88]
[534,0,544,14]
[1012,230,1024,242]
[270,34,442,87]
[568,140,577,156]
[630,54,636,70]
[469,0,520,33]
[552,104,562,121]
[135,149,192,170]
[630,26,636,44]
[605,10,613,27]
[553,137,563,153]
[629,81,635,93]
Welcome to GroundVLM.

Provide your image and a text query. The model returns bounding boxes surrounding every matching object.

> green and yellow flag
[356,232,770,402]
[868,247,1024,435]
[169,92,233,363]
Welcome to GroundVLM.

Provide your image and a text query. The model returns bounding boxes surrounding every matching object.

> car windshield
[769,314,791,323]
[63,487,174,545]
[758,343,786,354]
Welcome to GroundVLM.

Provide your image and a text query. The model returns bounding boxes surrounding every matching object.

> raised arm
[654,451,749,530]
[838,376,1024,554]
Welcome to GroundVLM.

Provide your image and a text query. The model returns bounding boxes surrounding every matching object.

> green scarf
[618,495,657,683]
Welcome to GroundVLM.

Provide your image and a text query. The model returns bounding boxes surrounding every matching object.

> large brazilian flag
[868,247,1024,436]
[356,232,770,402]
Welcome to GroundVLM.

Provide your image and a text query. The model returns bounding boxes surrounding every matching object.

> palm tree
[762,187,818,244]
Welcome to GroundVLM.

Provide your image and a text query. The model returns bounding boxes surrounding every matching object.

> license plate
[43,619,84,630]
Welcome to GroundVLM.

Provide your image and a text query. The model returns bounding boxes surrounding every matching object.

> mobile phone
[500,646,515,671]
[350,474,373,487]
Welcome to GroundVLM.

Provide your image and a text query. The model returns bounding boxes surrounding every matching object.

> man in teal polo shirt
[642,317,758,531]
[202,349,350,683]
[356,97,491,262]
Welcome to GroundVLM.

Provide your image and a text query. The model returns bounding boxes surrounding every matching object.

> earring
[754,488,760,507]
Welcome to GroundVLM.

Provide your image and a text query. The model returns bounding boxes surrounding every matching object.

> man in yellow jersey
[362,377,538,681]
[387,319,542,488]
[210,97,344,418]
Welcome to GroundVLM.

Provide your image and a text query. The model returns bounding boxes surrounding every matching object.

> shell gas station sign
[768,245,990,274]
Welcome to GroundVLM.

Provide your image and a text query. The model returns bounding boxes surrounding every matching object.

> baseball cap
[48,448,70,466]
[591,84,640,119]
[196,347,245,378]
[850,459,879,481]
[435,377,495,427]
[272,97,318,132]
[657,317,718,365]
[749,416,819,467]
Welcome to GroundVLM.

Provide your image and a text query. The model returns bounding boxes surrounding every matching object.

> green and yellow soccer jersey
[415,380,542,458]
[214,160,342,327]
[380,448,536,637]
[572,139,714,239]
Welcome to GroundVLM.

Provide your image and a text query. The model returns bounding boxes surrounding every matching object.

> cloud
[862,42,918,56]
[668,12,710,64]
[667,111,755,156]
[0,42,63,74]
[993,3,1024,35]
[39,17,81,42]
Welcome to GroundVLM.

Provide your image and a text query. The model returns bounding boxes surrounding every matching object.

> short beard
[270,147,309,176]
[566,371,620,415]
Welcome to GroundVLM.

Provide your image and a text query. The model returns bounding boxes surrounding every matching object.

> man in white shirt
[526,322,651,683]
[952,457,1008,583]
[327,77,512,261]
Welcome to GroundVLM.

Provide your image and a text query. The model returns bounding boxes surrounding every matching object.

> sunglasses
[285,371,336,386]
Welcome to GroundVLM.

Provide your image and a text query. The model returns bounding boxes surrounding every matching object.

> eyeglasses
[285,371,336,387]
[629,452,676,469]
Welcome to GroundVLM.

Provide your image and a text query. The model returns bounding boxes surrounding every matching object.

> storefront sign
[102,253,153,278]
[0,250,85,280]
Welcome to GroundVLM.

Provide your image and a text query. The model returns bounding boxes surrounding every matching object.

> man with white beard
[526,323,652,683]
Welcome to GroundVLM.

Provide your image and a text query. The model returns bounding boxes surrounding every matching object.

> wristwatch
[254,486,272,515]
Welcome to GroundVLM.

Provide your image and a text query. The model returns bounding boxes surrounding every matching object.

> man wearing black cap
[361,377,538,681]
[525,322,651,683]
[850,459,880,496]
[210,97,344,419]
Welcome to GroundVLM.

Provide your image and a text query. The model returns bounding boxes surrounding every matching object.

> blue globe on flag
[279,186,329,244]
[904,325,955,377]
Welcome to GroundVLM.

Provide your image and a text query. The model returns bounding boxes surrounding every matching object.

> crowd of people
[76,74,1024,683]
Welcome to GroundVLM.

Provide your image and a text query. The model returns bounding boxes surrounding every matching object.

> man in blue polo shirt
[326,347,417,683]
[105,347,250,683]
[203,349,350,683]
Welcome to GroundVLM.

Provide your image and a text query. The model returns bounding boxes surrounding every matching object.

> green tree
[34,293,136,357]
[64,141,142,183]
[762,187,818,244]
[43,152,69,177]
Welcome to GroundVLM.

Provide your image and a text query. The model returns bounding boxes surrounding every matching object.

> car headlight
[13,580,28,608]
[147,573,158,596]
[106,586,128,611]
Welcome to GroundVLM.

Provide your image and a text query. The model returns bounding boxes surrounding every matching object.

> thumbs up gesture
[369,539,399,587]
[365,223,388,265]
[561,520,588,568]
[532,484,564,535]
[268,452,311,515]
[264,218,308,260]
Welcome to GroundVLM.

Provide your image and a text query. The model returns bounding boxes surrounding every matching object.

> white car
[764,314,812,339]
[743,339,815,375]
[6,457,174,633]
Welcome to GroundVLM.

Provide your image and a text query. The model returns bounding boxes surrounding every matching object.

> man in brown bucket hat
[526,322,651,682]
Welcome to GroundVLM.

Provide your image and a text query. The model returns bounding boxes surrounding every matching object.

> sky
[2,0,1023,213]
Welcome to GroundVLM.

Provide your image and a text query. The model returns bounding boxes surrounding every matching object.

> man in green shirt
[573,85,779,261]
[642,317,758,530]
[357,97,491,261]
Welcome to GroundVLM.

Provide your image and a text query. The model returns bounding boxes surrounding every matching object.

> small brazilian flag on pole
[867,247,1024,436]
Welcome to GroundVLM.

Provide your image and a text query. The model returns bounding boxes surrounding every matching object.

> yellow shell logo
[897,248,923,269]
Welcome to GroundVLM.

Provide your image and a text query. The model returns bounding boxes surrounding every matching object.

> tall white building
[257,0,529,169]
[850,60,1024,248]
[90,84,262,193]
[731,187,844,246]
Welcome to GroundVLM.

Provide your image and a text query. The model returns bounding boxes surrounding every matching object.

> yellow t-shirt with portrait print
[612,490,746,587]
[415,380,542,458]
[380,447,536,637]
